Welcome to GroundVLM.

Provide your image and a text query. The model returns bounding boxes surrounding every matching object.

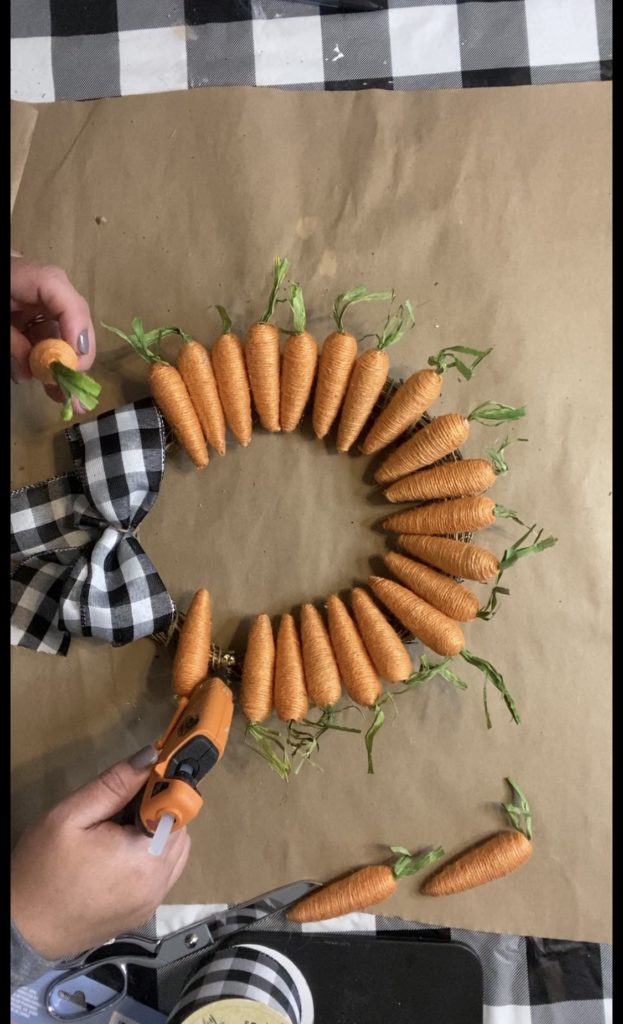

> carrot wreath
[245,257,289,432]
[384,552,480,623]
[274,613,309,723]
[287,846,444,923]
[211,306,253,448]
[300,603,342,708]
[29,338,101,422]
[280,284,319,433]
[312,286,392,439]
[102,318,208,468]
[351,587,413,683]
[336,301,415,453]
[327,594,382,707]
[383,496,522,536]
[172,589,212,697]
[383,438,525,503]
[422,778,533,896]
[369,576,520,727]
[361,345,491,455]
[375,402,526,484]
[174,329,227,456]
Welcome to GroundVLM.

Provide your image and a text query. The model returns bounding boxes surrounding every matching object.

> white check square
[388,6,461,78]
[253,15,324,86]
[11,36,54,102]
[119,27,188,97]
[525,0,599,67]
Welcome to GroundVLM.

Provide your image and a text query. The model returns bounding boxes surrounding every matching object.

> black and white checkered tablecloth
[11,0,612,102]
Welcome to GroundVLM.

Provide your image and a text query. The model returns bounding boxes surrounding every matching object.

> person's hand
[11,254,97,406]
[10,747,191,961]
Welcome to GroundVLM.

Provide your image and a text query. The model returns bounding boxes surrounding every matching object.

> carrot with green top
[336,301,415,453]
[245,257,289,432]
[102,318,208,468]
[383,496,523,536]
[383,438,526,503]
[369,576,520,727]
[287,846,445,922]
[384,552,480,622]
[280,283,318,432]
[29,338,101,422]
[422,778,533,896]
[361,345,491,455]
[375,402,526,484]
[173,329,226,455]
[211,306,253,447]
[351,587,412,682]
[397,535,500,582]
[312,286,392,439]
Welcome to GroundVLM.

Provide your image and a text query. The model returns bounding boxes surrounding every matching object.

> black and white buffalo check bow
[10,399,175,656]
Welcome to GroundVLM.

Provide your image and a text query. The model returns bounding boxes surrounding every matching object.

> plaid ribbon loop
[10,399,175,656]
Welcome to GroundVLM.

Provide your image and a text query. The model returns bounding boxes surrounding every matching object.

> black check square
[184,0,253,24]
[457,0,529,71]
[526,938,604,1005]
[462,66,531,87]
[49,0,117,36]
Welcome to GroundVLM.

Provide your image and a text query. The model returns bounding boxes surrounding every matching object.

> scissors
[45,879,319,1020]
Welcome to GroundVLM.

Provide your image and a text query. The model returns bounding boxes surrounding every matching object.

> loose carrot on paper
[383,438,526,503]
[173,329,227,455]
[274,614,309,723]
[375,402,526,484]
[280,283,318,432]
[287,846,444,923]
[326,594,382,708]
[245,257,289,432]
[336,301,415,453]
[312,286,392,439]
[361,345,491,455]
[382,496,523,536]
[171,589,212,697]
[422,778,533,896]
[102,319,208,468]
[350,587,412,683]
[300,603,342,709]
[211,306,253,447]
[384,552,480,623]
[29,338,102,422]
[369,576,520,726]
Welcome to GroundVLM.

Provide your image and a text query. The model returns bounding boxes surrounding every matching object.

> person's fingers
[61,749,158,827]
[166,831,191,890]
[10,326,33,383]
[11,261,96,372]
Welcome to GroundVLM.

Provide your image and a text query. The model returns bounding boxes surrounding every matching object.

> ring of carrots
[105,259,555,779]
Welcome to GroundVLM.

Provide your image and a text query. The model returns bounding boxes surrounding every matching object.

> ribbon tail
[10,553,79,656]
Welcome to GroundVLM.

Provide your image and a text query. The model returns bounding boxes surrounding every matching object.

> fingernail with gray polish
[11,356,22,384]
[130,745,158,770]
[77,329,90,355]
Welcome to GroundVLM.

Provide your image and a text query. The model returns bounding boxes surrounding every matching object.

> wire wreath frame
[152,375,472,676]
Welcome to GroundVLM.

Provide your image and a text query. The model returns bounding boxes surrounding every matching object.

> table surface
[11,0,612,103]
[10,8,612,1024]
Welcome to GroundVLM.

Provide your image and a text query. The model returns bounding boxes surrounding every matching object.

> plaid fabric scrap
[10,398,175,655]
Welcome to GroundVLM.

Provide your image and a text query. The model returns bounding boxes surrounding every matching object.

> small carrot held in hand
[361,345,491,455]
[300,603,342,708]
[102,318,208,468]
[336,301,414,453]
[29,338,101,422]
[384,552,480,622]
[422,778,533,896]
[241,613,275,724]
[351,587,412,683]
[327,594,382,707]
[211,306,253,447]
[383,496,522,536]
[172,589,212,697]
[245,257,289,432]
[274,614,309,723]
[280,283,318,432]
[312,286,392,440]
[375,402,526,484]
[287,845,444,923]
[174,329,226,455]
[383,438,525,503]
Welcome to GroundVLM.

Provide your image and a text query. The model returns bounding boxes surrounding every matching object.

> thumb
[64,747,158,827]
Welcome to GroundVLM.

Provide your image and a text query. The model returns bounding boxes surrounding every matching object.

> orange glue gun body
[138,676,233,837]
